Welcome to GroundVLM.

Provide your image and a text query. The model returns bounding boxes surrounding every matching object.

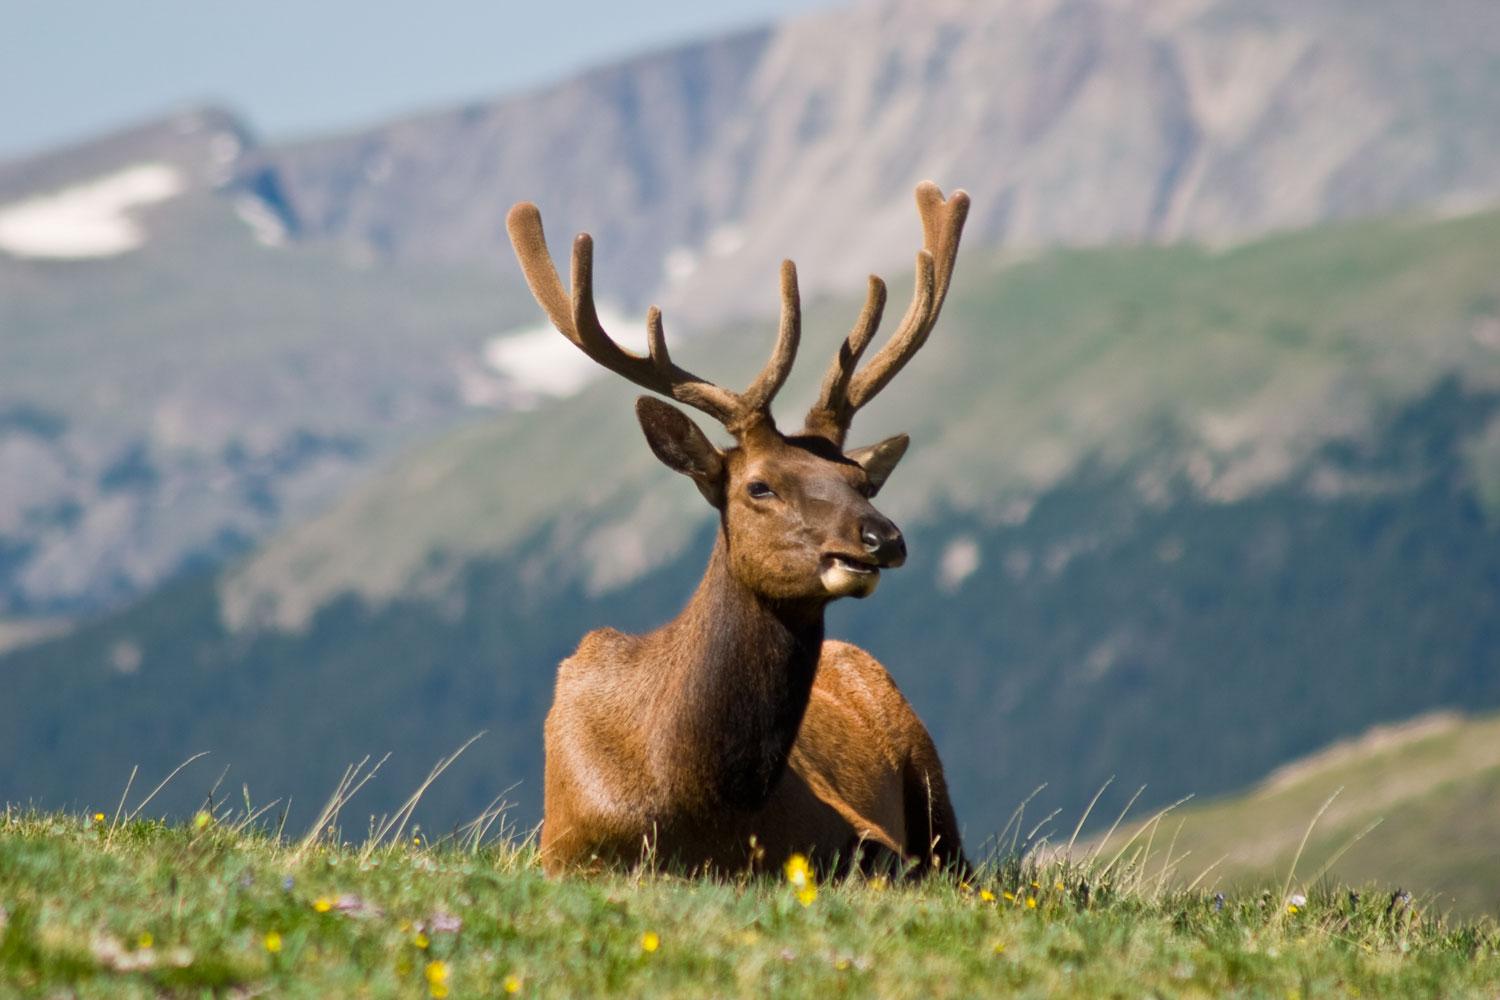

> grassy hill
[3,810,1497,998]
[1083,712,1500,919]
[2,206,1499,865]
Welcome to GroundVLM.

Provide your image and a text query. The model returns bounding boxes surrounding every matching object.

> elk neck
[645,532,826,814]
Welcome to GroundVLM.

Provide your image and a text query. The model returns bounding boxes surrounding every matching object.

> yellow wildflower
[1002,891,1015,902]
[136,932,153,950]
[784,853,812,889]
[413,932,430,950]
[1054,880,1066,891]
[193,811,212,832]
[428,966,450,998]
[263,931,282,954]
[641,931,660,953]
[992,942,1006,955]
[93,812,106,824]
[1026,897,1037,910]
[797,885,818,907]
[503,974,522,994]
[1287,903,1300,915]
[313,898,333,913]
[979,889,996,903]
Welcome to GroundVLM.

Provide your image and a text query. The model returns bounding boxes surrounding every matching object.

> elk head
[506,182,969,603]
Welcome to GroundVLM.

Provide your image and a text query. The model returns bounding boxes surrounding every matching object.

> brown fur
[506,182,972,876]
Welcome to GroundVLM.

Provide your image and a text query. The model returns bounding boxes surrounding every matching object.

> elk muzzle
[820,512,905,599]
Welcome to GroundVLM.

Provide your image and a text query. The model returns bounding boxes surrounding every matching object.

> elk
[506,181,970,876]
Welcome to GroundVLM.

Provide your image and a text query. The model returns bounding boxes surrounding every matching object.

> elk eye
[747,480,775,500]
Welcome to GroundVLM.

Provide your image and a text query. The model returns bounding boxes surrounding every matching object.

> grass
[4,806,1499,998]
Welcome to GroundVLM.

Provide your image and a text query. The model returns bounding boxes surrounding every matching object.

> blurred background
[3,0,1498,913]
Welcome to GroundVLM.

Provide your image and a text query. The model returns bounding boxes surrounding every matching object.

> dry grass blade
[1097,794,1194,882]
[109,765,138,832]
[1083,784,1146,866]
[1065,776,1115,860]
[232,798,283,835]
[992,783,1047,860]
[1154,819,1187,900]
[1183,853,1230,894]
[361,732,485,859]
[119,752,211,832]
[1302,816,1383,899]
[293,753,390,862]
[1024,808,1063,846]
[1278,786,1342,918]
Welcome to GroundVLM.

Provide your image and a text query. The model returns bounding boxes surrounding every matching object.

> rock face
[245,0,1500,315]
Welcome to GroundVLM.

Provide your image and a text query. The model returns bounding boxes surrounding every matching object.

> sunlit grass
[4,798,1498,998]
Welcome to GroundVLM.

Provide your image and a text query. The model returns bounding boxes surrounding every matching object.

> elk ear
[636,396,727,507]
[846,433,909,497]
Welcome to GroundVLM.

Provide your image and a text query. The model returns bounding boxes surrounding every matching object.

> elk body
[507,182,970,876]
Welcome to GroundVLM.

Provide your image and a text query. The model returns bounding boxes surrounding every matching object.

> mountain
[1081,711,1500,918]
[5,0,1500,617]
[242,0,1500,319]
[3,205,1497,848]
[0,110,538,617]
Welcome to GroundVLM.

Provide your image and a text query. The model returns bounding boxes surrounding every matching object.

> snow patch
[481,304,634,404]
[0,163,184,259]
[233,195,287,247]
[937,535,981,592]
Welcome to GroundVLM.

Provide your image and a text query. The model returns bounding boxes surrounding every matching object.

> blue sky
[2,0,832,160]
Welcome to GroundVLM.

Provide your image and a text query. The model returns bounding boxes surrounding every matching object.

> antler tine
[804,181,969,444]
[845,249,936,409]
[804,275,888,442]
[737,260,802,420]
[506,201,742,427]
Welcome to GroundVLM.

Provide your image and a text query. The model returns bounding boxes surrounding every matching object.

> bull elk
[506,182,970,876]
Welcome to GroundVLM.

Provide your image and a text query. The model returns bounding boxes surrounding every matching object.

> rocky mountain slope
[246,0,1500,318]
[0,112,536,616]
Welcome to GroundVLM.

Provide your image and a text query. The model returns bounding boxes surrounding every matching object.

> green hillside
[1083,712,1500,918]
[3,207,1499,866]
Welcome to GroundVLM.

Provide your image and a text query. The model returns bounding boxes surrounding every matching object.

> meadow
[3,802,1498,998]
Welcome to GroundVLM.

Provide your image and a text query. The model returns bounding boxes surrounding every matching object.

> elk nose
[860,517,906,567]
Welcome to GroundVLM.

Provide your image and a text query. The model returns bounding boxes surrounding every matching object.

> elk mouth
[825,553,879,574]
[819,552,882,597]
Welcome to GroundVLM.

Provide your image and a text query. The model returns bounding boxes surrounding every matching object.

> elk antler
[506,202,801,434]
[804,181,970,445]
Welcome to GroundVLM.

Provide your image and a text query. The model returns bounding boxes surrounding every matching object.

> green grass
[4,809,1499,998]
